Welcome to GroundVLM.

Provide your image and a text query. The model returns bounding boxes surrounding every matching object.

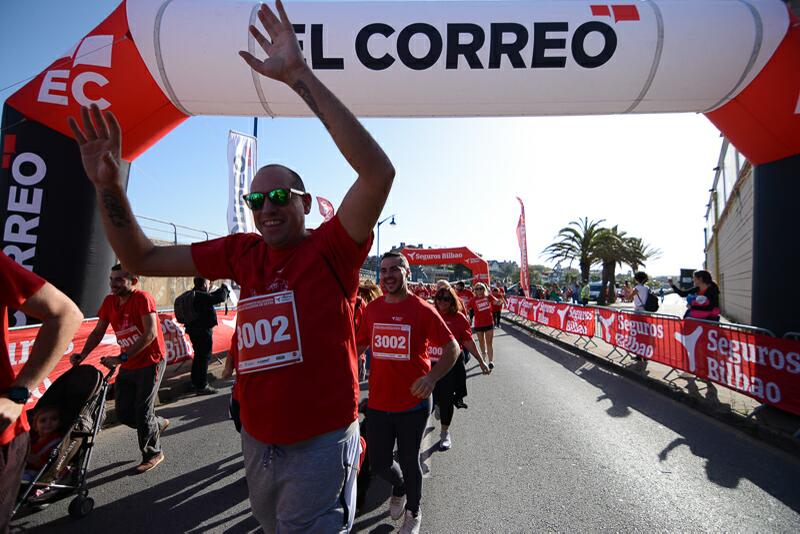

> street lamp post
[375,214,396,282]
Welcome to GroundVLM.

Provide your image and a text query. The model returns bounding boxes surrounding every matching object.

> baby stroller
[12,364,115,520]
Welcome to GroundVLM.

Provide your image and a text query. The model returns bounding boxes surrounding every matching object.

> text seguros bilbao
[293,20,618,71]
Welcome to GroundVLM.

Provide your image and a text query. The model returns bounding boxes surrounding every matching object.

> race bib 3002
[236,291,303,374]
[372,323,411,361]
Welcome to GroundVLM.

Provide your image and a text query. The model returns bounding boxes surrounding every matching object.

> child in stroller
[13,364,114,520]
[22,405,65,484]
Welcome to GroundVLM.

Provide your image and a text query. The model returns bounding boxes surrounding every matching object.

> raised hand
[239,0,308,85]
[67,104,122,188]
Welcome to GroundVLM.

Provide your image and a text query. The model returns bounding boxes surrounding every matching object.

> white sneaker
[433,404,440,420]
[389,494,406,520]
[440,431,451,451]
[399,510,422,534]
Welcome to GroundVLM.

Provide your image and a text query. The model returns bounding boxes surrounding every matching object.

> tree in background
[594,225,627,305]
[624,237,662,274]
[543,217,605,282]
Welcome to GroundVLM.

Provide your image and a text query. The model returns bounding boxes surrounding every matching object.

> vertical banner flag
[516,197,530,297]
[317,196,335,222]
[227,131,257,235]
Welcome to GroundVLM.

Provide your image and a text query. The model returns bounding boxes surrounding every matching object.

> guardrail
[504,296,800,424]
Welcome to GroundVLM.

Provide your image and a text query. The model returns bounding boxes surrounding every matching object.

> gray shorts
[241,421,361,533]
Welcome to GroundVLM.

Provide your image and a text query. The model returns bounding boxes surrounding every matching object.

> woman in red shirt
[431,287,490,450]
[469,283,501,369]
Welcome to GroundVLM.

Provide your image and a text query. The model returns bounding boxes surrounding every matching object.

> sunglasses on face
[435,293,453,301]
[242,188,306,210]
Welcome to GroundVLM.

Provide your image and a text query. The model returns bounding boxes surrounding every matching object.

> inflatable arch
[1,0,798,333]
[400,246,490,284]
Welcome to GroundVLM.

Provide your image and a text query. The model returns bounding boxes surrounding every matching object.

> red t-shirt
[98,290,165,370]
[456,289,474,311]
[469,296,497,328]
[1,252,46,445]
[191,215,370,444]
[491,290,504,310]
[357,294,454,412]
[427,311,472,362]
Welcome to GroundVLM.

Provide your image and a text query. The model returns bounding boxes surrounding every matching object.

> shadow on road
[502,324,800,513]
[15,453,256,534]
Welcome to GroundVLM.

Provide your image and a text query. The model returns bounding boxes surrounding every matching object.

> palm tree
[543,218,605,283]
[624,237,662,273]
[594,226,628,305]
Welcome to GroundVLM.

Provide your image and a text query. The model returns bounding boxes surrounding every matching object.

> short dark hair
[634,271,648,284]
[381,251,409,270]
[193,277,208,289]
[260,164,305,192]
[111,264,136,280]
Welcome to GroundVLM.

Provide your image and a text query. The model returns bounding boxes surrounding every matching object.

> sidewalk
[502,312,800,456]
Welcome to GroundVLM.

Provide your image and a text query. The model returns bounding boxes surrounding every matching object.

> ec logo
[37,34,115,109]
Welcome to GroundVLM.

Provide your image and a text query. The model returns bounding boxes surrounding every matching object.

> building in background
[704,139,753,324]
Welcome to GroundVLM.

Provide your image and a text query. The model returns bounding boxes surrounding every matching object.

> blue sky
[1,0,723,276]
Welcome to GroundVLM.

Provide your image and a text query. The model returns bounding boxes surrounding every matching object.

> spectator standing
[68,1,395,530]
[183,277,229,395]
[71,265,169,474]
[0,252,82,532]
[633,272,650,312]
[580,280,590,305]
[669,270,721,321]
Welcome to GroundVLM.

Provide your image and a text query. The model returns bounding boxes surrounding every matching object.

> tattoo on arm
[101,190,132,228]
[292,79,330,130]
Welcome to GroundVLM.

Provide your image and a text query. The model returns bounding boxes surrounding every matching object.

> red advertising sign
[596,309,686,364]
[317,196,335,222]
[679,320,800,413]
[516,197,530,297]
[401,246,490,284]
[8,310,236,409]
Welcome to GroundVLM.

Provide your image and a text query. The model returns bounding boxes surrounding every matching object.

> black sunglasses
[242,188,306,210]
[435,293,453,301]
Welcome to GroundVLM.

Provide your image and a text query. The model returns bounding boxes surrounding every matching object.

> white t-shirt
[633,284,649,311]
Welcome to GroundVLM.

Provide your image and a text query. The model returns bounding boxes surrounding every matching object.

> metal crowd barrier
[502,299,800,436]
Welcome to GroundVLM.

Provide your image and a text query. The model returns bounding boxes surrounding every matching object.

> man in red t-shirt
[72,265,168,474]
[68,2,395,530]
[1,252,82,530]
[357,252,458,533]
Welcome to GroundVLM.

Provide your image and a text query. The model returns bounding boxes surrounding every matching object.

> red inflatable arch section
[400,247,490,285]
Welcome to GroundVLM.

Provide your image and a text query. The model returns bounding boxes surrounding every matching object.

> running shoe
[158,418,170,434]
[389,494,406,520]
[399,510,422,534]
[135,452,164,474]
[439,431,451,451]
[488,361,495,370]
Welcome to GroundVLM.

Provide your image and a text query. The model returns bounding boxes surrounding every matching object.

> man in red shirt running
[71,265,168,474]
[1,252,83,531]
[68,1,394,531]
[357,252,459,534]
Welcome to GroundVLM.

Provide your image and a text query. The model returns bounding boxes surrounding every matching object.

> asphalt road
[12,325,800,533]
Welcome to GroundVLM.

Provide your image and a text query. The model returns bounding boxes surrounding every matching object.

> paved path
[13,325,800,533]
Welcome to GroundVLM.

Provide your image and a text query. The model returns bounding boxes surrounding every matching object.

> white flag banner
[227,130,257,235]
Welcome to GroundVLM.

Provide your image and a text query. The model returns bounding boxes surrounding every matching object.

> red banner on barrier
[505,301,800,416]
[596,309,686,365]
[680,320,800,413]
[7,310,236,409]
[507,297,596,337]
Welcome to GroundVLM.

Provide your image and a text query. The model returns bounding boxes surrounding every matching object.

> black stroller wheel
[68,496,94,518]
